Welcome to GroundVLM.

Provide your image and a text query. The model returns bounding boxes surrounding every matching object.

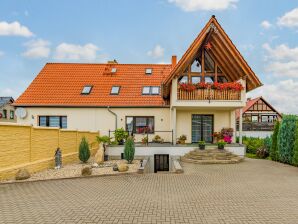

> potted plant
[198,141,205,150]
[217,140,226,150]
[96,135,111,161]
[177,135,187,144]
[152,135,163,144]
[141,136,148,145]
[114,128,129,145]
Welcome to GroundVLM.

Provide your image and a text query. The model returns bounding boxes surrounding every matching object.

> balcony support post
[170,107,177,145]
[239,108,243,144]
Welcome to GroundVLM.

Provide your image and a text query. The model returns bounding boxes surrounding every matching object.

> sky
[0,0,298,114]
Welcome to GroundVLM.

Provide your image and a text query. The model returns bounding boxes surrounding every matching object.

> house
[236,97,282,138]
[13,16,262,145]
[0,97,16,123]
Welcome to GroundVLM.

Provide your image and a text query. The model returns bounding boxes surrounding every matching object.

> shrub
[256,147,269,159]
[270,121,280,161]
[292,121,298,166]
[124,136,135,164]
[114,128,129,145]
[79,137,90,163]
[218,140,226,149]
[278,115,297,164]
[264,136,272,151]
[96,135,111,152]
[152,135,164,143]
[243,137,264,154]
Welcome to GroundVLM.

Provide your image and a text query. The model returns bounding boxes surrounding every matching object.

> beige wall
[17,107,172,142]
[0,104,16,123]
[176,109,235,143]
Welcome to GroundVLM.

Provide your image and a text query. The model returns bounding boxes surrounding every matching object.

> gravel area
[2,159,140,183]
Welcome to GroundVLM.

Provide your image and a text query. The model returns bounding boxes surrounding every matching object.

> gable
[163,16,262,96]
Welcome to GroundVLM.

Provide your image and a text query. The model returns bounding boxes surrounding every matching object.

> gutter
[107,106,117,130]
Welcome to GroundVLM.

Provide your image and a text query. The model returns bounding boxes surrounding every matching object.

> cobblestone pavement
[1,158,298,224]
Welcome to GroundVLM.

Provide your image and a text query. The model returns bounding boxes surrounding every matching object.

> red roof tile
[14,63,172,107]
[236,97,262,119]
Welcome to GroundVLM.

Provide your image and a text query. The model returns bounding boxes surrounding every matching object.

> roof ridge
[46,62,172,66]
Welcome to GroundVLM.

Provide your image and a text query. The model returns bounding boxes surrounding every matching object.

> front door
[192,115,213,143]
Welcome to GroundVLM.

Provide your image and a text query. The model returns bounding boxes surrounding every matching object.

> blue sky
[0,0,298,113]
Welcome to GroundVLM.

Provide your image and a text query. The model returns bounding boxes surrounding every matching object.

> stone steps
[181,148,243,164]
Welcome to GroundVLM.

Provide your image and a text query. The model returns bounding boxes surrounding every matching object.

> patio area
[1,158,298,223]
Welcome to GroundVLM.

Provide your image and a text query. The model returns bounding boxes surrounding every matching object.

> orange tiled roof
[14,63,172,107]
[235,97,262,119]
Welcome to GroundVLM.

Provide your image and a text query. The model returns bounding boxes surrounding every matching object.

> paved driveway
[1,159,298,224]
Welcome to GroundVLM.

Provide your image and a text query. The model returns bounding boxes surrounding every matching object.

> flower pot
[199,145,205,150]
[218,145,225,150]
[180,140,186,144]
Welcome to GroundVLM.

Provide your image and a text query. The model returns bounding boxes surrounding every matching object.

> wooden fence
[0,123,99,180]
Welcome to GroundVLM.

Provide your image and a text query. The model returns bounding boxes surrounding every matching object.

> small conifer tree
[124,136,135,164]
[292,122,298,166]
[270,120,280,161]
[79,137,90,163]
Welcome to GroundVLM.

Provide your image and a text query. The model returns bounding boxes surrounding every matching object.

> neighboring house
[0,97,16,123]
[236,97,282,138]
[13,16,262,144]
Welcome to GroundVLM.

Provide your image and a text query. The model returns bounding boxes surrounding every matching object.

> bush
[264,136,272,150]
[278,115,297,164]
[256,147,269,159]
[292,121,298,166]
[114,128,129,145]
[79,137,90,163]
[124,136,135,164]
[270,121,280,161]
[243,137,264,154]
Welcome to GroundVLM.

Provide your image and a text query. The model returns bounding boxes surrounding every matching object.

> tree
[124,136,135,164]
[292,121,298,166]
[79,137,90,163]
[270,121,280,161]
[278,115,297,164]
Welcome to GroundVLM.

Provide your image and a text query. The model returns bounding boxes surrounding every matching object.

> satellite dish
[15,108,27,119]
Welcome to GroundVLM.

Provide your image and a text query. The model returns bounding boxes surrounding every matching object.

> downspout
[107,106,117,130]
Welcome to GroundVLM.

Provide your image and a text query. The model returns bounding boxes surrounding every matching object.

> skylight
[111,86,120,95]
[142,86,160,95]
[142,86,151,95]
[81,85,93,95]
[151,87,160,95]
[145,68,152,75]
[111,68,117,73]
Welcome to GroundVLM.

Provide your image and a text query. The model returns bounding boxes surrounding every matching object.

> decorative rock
[94,148,104,164]
[91,163,99,168]
[81,166,92,176]
[113,164,118,171]
[117,163,129,172]
[15,168,31,180]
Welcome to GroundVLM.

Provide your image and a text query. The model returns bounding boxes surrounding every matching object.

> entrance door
[154,154,169,173]
[192,115,213,143]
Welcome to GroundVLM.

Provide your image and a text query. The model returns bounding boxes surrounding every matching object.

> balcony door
[191,115,213,143]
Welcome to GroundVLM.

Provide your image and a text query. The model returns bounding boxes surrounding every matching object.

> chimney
[171,55,177,68]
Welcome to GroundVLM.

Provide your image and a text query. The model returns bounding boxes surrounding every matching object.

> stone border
[171,157,183,173]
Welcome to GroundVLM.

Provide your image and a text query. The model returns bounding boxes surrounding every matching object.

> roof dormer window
[111,86,120,95]
[145,68,152,75]
[81,85,93,95]
[111,67,117,73]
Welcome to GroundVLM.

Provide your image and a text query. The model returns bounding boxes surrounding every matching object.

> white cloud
[0,21,33,37]
[54,43,100,61]
[147,45,164,58]
[168,0,238,11]
[22,39,50,58]
[0,51,4,57]
[262,43,298,78]
[278,8,298,28]
[248,79,298,114]
[260,20,272,29]
[0,87,17,97]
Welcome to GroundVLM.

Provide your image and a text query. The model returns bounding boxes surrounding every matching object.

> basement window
[111,86,120,95]
[145,68,152,75]
[81,85,93,95]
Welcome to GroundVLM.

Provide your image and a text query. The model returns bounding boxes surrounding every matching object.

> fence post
[146,132,149,146]
[108,129,110,139]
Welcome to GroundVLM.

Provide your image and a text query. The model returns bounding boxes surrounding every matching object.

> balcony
[237,122,275,131]
[177,88,241,101]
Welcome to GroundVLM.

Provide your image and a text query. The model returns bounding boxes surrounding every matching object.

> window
[111,86,120,95]
[178,76,188,84]
[252,115,258,123]
[3,109,7,118]
[126,116,154,134]
[10,110,14,119]
[81,85,93,94]
[218,76,228,83]
[205,76,214,83]
[142,86,160,95]
[111,67,117,73]
[190,60,201,72]
[39,116,67,129]
[191,76,201,84]
[261,116,268,123]
[145,68,152,75]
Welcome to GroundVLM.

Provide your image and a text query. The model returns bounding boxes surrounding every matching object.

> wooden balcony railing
[236,122,275,131]
[177,88,241,101]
